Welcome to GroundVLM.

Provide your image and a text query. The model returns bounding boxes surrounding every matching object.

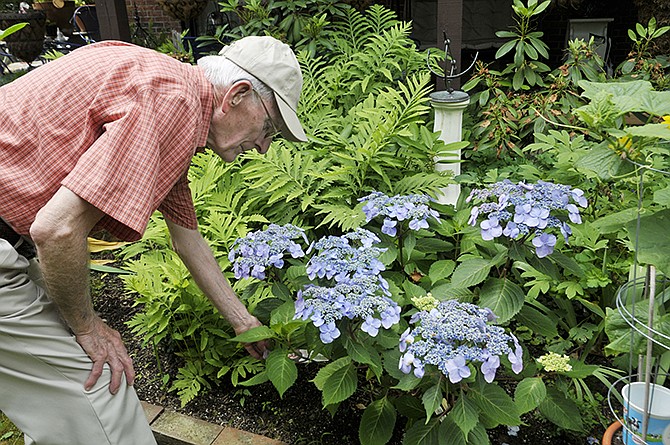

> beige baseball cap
[218,36,307,142]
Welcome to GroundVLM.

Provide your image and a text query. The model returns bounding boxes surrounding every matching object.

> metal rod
[641,265,656,442]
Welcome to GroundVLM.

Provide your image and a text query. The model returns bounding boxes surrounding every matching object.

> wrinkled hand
[75,317,134,395]
[235,316,271,360]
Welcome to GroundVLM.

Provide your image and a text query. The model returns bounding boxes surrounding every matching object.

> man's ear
[226,80,252,108]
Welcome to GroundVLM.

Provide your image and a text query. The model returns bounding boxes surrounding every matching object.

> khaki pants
[0,239,157,445]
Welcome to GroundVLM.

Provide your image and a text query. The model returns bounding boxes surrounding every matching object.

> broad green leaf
[437,417,466,445]
[451,259,492,288]
[229,325,277,343]
[322,362,358,406]
[344,337,383,376]
[515,377,547,413]
[266,349,297,398]
[447,394,479,437]
[471,383,521,428]
[627,123,670,139]
[517,305,558,338]
[359,397,397,445]
[626,209,670,275]
[654,187,670,207]
[429,260,456,284]
[592,208,639,234]
[422,383,443,422]
[538,388,584,431]
[402,418,441,445]
[579,80,653,100]
[312,357,352,390]
[574,145,628,180]
[238,370,269,386]
[478,278,525,323]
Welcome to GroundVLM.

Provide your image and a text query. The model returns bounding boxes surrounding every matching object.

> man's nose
[255,138,272,154]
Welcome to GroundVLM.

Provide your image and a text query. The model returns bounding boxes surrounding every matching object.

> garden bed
[93,271,608,445]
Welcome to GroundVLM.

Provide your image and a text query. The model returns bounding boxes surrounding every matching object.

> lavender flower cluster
[359,192,441,236]
[227,224,308,280]
[466,180,588,258]
[294,229,401,343]
[399,298,523,383]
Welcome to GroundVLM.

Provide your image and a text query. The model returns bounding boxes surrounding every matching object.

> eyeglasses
[252,88,281,140]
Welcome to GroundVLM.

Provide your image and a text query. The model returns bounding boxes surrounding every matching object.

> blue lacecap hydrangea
[466,180,588,258]
[399,300,523,383]
[228,224,308,280]
[293,228,401,343]
[358,192,441,236]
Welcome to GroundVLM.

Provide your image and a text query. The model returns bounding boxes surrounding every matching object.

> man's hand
[75,317,135,394]
[235,316,271,360]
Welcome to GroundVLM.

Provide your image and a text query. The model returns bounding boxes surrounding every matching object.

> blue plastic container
[622,382,670,445]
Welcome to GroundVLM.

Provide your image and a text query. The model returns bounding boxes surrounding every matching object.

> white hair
[197,55,273,101]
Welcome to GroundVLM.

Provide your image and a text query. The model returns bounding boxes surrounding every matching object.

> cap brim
[274,91,307,142]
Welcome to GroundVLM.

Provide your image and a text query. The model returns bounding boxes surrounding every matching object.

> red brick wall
[125,0,180,36]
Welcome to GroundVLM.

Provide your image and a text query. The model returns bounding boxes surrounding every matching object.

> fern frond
[392,172,455,197]
[313,203,367,231]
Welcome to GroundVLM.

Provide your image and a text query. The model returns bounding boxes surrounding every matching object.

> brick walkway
[141,401,287,445]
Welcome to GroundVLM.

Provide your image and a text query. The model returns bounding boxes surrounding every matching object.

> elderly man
[0,36,306,444]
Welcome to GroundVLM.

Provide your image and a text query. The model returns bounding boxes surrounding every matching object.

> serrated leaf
[478,278,525,323]
[451,259,492,288]
[312,357,352,390]
[229,325,277,343]
[266,349,297,398]
[447,394,479,437]
[359,397,397,445]
[322,362,358,406]
[516,305,558,338]
[472,384,521,428]
[403,418,441,445]
[515,377,547,413]
[422,383,443,423]
[429,260,456,283]
[538,388,584,431]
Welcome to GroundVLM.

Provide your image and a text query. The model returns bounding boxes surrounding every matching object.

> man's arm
[165,219,270,359]
[30,186,134,394]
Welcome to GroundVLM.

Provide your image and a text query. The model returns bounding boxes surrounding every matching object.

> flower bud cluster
[228,224,308,280]
[399,298,523,383]
[536,352,573,372]
[294,229,401,343]
[358,192,441,236]
[466,180,588,258]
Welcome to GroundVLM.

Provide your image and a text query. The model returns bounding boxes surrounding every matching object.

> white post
[430,90,470,206]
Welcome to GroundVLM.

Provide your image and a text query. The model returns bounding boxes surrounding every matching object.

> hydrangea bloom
[536,352,573,372]
[466,180,588,258]
[399,296,523,383]
[359,192,440,236]
[294,229,401,343]
[228,224,308,279]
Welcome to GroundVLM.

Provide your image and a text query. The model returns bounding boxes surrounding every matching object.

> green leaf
[538,387,584,431]
[478,278,525,323]
[515,377,547,413]
[359,396,397,445]
[266,349,298,398]
[403,418,441,445]
[574,145,628,180]
[451,259,492,288]
[312,357,351,390]
[322,361,358,406]
[516,305,558,338]
[429,260,456,284]
[654,187,670,207]
[626,209,670,275]
[422,383,443,422]
[471,383,521,428]
[627,123,670,139]
[447,394,479,437]
[495,39,517,58]
[229,325,277,343]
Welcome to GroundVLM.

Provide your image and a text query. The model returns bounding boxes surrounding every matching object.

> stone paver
[212,428,287,445]
[151,410,223,445]
[141,401,164,424]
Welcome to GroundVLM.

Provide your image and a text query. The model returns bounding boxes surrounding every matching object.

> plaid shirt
[0,41,213,241]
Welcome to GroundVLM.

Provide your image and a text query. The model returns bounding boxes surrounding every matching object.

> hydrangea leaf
[422,383,443,423]
[537,387,584,432]
[229,325,277,343]
[322,361,358,406]
[266,349,298,398]
[451,259,492,288]
[514,377,547,413]
[447,394,479,437]
[358,396,397,445]
[516,305,558,338]
[471,383,521,428]
[478,278,525,324]
[402,417,441,445]
[312,357,352,390]
[428,260,456,284]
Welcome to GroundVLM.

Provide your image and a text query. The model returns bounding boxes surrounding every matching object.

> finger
[108,359,125,395]
[123,355,135,386]
[85,359,105,391]
[244,343,263,360]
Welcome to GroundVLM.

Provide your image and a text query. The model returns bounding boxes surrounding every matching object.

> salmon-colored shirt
[0,41,213,241]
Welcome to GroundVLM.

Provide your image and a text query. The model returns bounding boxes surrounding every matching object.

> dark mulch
[92,271,613,445]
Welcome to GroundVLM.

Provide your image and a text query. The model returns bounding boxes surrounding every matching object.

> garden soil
[93,271,608,445]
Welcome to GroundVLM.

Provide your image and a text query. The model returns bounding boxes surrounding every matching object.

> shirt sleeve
[158,173,198,230]
[61,88,198,241]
